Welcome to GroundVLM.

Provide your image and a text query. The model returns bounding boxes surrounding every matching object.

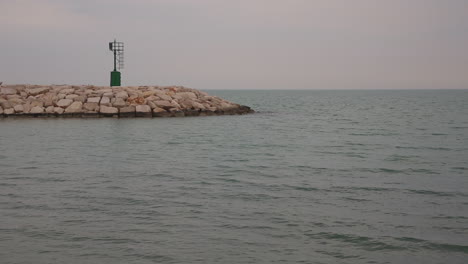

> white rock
[56,99,73,108]
[100,105,118,114]
[13,104,24,113]
[100,96,110,106]
[0,107,3,114]
[58,88,75,95]
[192,102,206,110]
[4,108,14,115]
[119,106,135,114]
[54,107,64,114]
[147,101,157,109]
[153,107,166,113]
[220,102,235,110]
[0,100,12,109]
[0,87,17,95]
[115,91,128,99]
[73,96,86,103]
[98,88,112,94]
[177,92,197,100]
[154,100,175,109]
[30,100,44,108]
[26,87,49,96]
[113,97,126,108]
[135,104,151,113]
[30,106,44,114]
[23,103,31,113]
[65,101,83,113]
[83,102,98,111]
[171,94,183,100]
[7,94,21,100]
[65,94,79,99]
[8,98,24,106]
[142,91,155,97]
[43,94,56,107]
[87,97,101,103]
[154,90,172,101]
[45,106,55,113]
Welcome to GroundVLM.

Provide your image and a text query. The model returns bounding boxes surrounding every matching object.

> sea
[0,90,467,264]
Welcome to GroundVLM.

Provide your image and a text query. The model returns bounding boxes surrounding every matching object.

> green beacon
[109,40,124,86]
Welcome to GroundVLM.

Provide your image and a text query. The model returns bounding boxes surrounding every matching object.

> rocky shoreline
[0,85,253,118]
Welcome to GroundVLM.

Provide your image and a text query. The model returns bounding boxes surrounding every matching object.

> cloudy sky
[1,0,467,89]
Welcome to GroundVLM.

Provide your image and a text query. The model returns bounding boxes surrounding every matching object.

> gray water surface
[1,90,467,263]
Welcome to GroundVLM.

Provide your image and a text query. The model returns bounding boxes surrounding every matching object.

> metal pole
[113,40,117,71]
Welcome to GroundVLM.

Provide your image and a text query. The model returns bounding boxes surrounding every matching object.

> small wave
[334,186,394,192]
[18,166,39,170]
[395,146,452,151]
[306,232,405,251]
[342,197,370,202]
[316,250,360,259]
[288,185,321,192]
[384,155,414,162]
[394,237,468,253]
[358,168,439,175]
[406,189,456,197]
[432,215,468,220]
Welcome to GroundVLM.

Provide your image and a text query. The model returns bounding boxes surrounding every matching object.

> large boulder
[119,106,135,117]
[154,100,175,110]
[154,90,172,101]
[135,104,152,117]
[56,99,73,108]
[30,100,44,108]
[13,104,24,113]
[115,91,128,99]
[100,105,118,116]
[113,97,126,108]
[178,92,197,100]
[0,100,12,109]
[54,107,64,114]
[45,106,55,113]
[152,107,170,117]
[65,101,83,113]
[4,108,14,115]
[87,97,101,103]
[8,97,24,106]
[0,87,17,95]
[83,102,99,112]
[65,94,79,100]
[30,106,44,114]
[58,88,75,95]
[100,96,111,106]
[26,87,49,96]
[43,94,57,107]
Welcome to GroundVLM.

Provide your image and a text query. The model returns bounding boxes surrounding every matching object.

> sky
[1,0,467,90]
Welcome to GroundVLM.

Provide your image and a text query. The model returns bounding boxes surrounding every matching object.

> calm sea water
[1,90,467,264]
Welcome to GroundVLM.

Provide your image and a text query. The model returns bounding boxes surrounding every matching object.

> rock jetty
[0,85,253,118]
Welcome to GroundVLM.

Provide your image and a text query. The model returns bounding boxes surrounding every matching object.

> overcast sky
[1,0,467,89]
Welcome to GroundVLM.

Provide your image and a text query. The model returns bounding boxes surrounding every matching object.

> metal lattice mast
[109,39,124,86]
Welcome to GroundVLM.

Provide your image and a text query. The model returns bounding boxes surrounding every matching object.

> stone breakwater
[0,85,253,118]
